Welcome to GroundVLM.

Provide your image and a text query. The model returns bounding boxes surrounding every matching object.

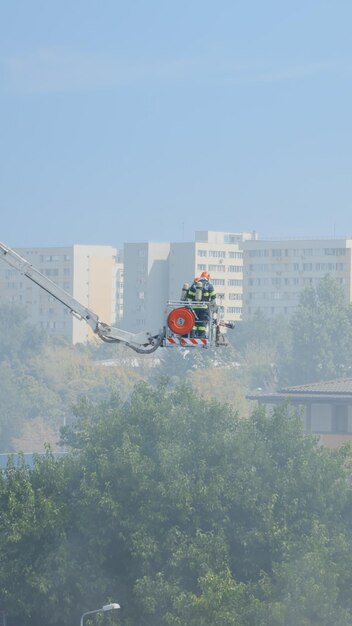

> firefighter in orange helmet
[186,271,216,338]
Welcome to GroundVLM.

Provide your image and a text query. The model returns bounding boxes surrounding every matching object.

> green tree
[283,274,352,384]
[233,312,291,390]
[0,450,108,626]
[1,384,352,625]
[0,302,43,363]
[63,384,352,626]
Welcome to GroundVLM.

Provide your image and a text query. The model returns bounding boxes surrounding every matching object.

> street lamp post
[80,603,120,626]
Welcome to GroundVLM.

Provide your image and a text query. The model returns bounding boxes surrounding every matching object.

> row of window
[250,274,345,287]
[43,268,71,276]
[246,305,293,315]
[198,250,243,258]
[248,262,345,272]
[210,279,243,286]
[248,276,346,287]
[248,292,300,300]
[39,321,69,329]
[197,264,242,273]
[38,254,71,262]
[248,248,347,258]
[217,293,242,301]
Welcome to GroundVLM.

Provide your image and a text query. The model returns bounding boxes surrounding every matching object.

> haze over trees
[235,274,352,387]
[2,274,352,452]
[1,276,352,623]
[1,383,352,626]
[285,274,352,384]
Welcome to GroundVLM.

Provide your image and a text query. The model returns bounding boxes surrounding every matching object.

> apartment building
[115,248,124,323]
[242,238,352,319]
[0,245,118,343]
[123,231,257,334]
[122,241,170,335]
[169,230,257,323]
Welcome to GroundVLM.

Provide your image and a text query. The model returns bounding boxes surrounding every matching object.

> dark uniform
[187,277,216,338]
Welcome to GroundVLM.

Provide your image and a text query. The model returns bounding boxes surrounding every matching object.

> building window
[44,269,59,277]
[224,234,242,243]
[228,251,243,259]
[334,406,349,433]
[249,264,267,271]
[228,265,242,273]
[324,248,346,256]
[208,264,225,272]
[248,249,269,257]
[228,279,243,286]
[209,250,226,258]
[198,249,207,257]
[311,404,332,432]
[229,293,242,300]
[41,255,60,262]
[197,264,206,271]
[212,279,225,286]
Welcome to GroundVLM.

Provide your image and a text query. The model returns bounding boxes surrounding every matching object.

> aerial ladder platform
[0,242,233,353]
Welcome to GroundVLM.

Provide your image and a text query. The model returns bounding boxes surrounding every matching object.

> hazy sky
[1,1,352,248]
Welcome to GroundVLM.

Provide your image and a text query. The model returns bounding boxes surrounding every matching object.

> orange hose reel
[167,307,195,335]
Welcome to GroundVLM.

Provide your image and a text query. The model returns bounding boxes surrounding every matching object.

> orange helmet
[194,276,200,282]
[201,271,210,280]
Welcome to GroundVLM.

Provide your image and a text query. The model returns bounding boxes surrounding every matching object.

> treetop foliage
[1,382,352,626]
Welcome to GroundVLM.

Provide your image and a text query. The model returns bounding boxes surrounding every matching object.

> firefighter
[198,271,216,305]
[187,272,216,338]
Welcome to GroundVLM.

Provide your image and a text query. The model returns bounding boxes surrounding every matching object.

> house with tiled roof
[247,378,352,448]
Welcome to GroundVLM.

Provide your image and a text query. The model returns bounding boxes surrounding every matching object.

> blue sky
[1,0,352,248]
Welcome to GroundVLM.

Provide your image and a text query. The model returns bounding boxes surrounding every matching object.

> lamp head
[103,603,120,611]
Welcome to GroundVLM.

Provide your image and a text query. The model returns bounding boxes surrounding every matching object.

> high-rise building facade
[242,238,352,319]
[123,231,257,334]
[169,230,257,323]
[115,248,124,323]
[122,241,170,335]
[0,245,118,343]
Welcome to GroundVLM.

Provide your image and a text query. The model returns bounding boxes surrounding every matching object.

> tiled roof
[246,378,352,403]
[281,378,352,395]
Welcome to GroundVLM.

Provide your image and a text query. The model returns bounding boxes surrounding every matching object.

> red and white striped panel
[180,338,208,346]
[166,337,179,345]
[165,337,208,347]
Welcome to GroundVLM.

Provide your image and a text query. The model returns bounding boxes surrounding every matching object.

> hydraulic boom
[0,242,163,353]
[0,242,234,352]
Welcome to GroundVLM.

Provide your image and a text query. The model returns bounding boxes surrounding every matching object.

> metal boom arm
[0,242,162,353]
